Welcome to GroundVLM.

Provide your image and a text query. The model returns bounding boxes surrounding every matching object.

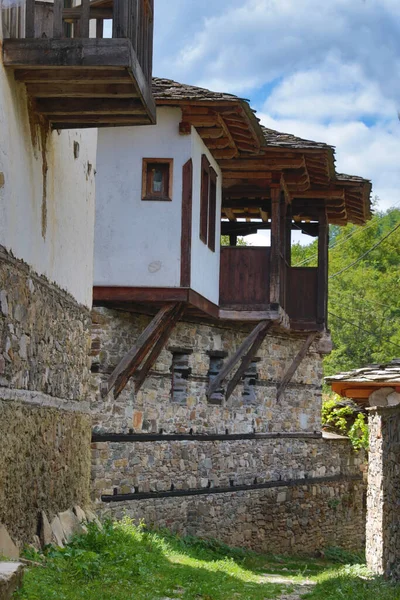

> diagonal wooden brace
[101,303,183,399]
[207,320,271,399]
[226,322,272,400]
[134,303,185,393]
[276,332,318,402]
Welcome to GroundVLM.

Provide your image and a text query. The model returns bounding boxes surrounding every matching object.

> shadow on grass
[16,521,289,600]
[151,528,340,579]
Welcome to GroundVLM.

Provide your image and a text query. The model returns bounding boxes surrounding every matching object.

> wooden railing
[21,0,153,83]
[219,247,271,309]
[285,267,318,324]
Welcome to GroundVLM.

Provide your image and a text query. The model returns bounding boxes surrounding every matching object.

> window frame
[142,158,173,201]
[199,154,218,252]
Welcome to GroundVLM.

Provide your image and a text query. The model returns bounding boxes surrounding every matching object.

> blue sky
[153,0,400,217]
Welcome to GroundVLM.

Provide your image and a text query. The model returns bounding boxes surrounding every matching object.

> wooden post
[269,183,281,305]
[25,0,36,37]
[112,0,127,38]
[229,234,237,246]
[285,203,292,267]
[79,0,90,37]
[317,207,328,325]
[96,18,104,38]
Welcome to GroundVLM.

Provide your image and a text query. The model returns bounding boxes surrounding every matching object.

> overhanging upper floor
[2,0,156,128]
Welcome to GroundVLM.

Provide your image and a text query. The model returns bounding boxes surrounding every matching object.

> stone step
[0,563,24,600]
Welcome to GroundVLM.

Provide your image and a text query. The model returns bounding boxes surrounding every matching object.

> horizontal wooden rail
[101,473,363,503]
[20,0,153,86]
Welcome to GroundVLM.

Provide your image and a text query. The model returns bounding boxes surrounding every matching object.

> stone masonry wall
[91,307,324,434]
[0,246,92,401]
[0,401,91,545]
[100,479,366,555]
[366,406,400,580]
[92,437,364,498]
[0,249,92,546]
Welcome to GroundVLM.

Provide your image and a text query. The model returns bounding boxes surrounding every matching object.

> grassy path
[14,519,400,600]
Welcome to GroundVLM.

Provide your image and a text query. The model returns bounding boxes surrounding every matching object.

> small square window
[142,158,173,201]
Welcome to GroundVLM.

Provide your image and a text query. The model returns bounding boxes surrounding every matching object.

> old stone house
[327,361,400,579]
[0,0,155,550]
[90,78,372,554]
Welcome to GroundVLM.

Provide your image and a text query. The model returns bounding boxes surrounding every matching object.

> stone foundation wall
[0,402,91,545]
[91,307,324,434]
[0,246,92,400]
[366,406,400,580]
[0,250,92,546]
[100,479,366,555]
[91,436,364,498]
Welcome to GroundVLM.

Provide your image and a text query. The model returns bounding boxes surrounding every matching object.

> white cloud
[154,0,400,103]
[264,56,397,122]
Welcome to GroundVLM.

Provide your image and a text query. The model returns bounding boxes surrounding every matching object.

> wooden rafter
[276,332,318,402]
[102,303,184,399]
[207,320,271,399]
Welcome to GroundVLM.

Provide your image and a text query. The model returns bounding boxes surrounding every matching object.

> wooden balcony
[219,247,323,331]
[2,0,156,128]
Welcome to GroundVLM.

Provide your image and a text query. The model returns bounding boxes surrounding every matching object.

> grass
[13,519,400,600]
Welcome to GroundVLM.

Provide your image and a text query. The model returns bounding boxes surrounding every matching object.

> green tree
[292,206,400,376]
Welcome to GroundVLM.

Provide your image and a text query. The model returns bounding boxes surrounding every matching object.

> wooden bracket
[102,303,184,399]
[207,320,272,400]
[276,332,318,402]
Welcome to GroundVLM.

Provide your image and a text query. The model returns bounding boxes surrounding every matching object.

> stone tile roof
[336,173,370,183]
[260,125,331,150]
[152,78,241,103]
[325,359,400,384]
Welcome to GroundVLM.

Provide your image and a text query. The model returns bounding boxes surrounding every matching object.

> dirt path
[260,573,316,600]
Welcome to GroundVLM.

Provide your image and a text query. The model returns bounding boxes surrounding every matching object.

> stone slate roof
[152,78,241,103]
[325,359,400,384]
[260,125,331,150]
[336,173,370,183]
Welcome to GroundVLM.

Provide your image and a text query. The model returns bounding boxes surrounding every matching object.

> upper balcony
[2,0,156,128]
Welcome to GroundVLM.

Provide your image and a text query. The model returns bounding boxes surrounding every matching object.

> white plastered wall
[190,128,222,305]
[95,107,190,289]
[0,11,97,308]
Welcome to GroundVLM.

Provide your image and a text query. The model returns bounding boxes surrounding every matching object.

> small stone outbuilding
[326,359,400,580]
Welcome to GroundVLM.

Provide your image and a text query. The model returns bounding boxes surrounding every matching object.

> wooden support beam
[317,208,328,325]
[134,303,185,392]
[276,332,318,402]
[102,304,179,399]
[25,0,35,38]
[36,97,145,115]
[207,321,271,398]
[226,322,272,399]
[269,185,281,305]
[197,127,224,139]
[26,83,139,98]
[14,69,129,83]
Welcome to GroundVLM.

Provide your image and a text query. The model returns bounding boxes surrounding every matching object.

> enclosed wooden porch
[219,189,328,332]
[2,0,156,128]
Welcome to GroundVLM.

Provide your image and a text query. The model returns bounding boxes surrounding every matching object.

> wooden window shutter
[181,159,193,287]
[200,154,210,244]
[208,167,217,252]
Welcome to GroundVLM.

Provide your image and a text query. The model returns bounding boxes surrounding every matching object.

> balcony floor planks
[3,38,156,127]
